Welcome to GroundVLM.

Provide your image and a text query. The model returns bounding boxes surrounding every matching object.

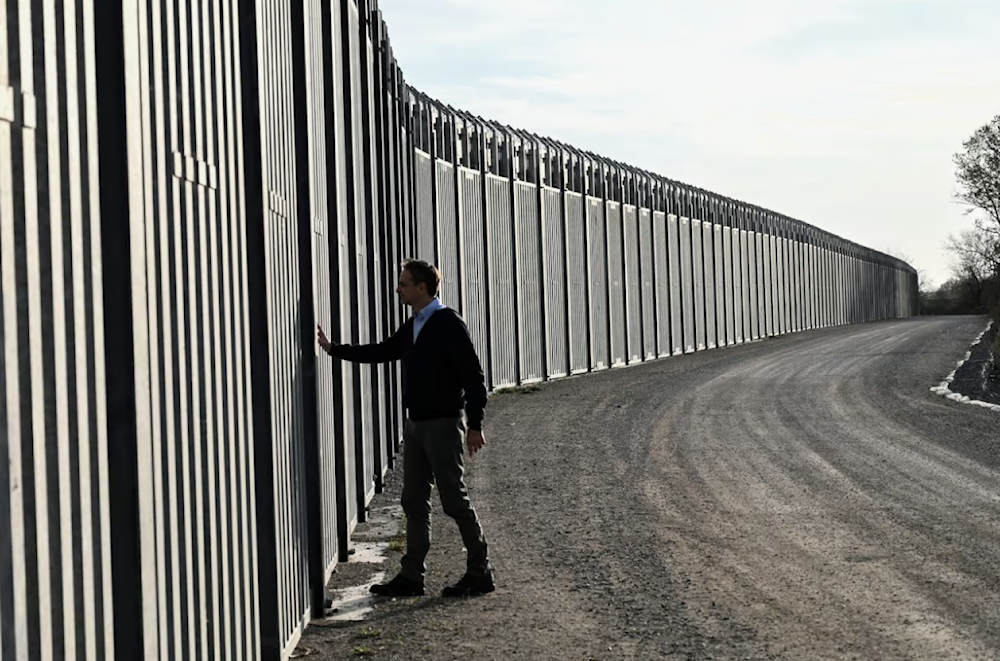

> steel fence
[1,0,918,659]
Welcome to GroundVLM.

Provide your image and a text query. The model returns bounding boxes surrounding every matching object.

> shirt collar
[415,297,444,321]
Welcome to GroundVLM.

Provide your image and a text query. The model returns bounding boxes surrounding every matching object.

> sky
[377,0,1000,288]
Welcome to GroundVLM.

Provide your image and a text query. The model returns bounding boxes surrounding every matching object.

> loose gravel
[299,316,1000,661]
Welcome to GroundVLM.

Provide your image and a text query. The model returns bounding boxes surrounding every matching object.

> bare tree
[945,229,1000,281]
[880,246,930,294]
[950,116,1000,293]
[954,114,1000,238]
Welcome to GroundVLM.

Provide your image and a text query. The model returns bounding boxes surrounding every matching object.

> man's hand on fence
[317,324,338,356]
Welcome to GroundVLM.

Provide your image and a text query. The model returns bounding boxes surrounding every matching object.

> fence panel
[733,230,757,342]
[639,209,657,360]
[753,232,764,338]
[764,234,775,336]
[703,221,717,349]
[587,197,610,370]
[791,240,802,331]
[458,168,491,386]
[668,215,684,354]
[436,160,459,307]
[541,187,568,378]
[820,245,828,327]
[3,1,116,658]
[414,149,434,262]
[776,236,787,335]
[653,212,671,357]
[714,224,727,346]
[624,205,644,363]
[327,0,360,554]
[679,217,694,353]
[359,0,389,496]
[515,181,544,383]
[566,192,589,374]
[692,219,706,351]
[294,0,340,620]
[722,227,743,345]
[256,0,313,653]
[487,174,517,388]
[606,201,627,367]
[803,242,813,329]
[346,0,377,534]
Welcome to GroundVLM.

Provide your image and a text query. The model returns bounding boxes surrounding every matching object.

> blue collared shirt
[413,297,445,341]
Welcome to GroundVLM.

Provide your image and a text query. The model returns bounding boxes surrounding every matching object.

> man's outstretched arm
[317,322,407,363]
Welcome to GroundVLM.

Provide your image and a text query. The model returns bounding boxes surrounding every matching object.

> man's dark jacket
[329,308,488,430]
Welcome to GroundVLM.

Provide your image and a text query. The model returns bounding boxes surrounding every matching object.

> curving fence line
[0,0,916,660]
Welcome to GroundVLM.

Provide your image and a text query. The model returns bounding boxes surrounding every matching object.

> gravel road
[301,316,1000,661]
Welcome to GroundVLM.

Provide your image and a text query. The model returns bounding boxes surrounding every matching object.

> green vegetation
[387,515,406,554]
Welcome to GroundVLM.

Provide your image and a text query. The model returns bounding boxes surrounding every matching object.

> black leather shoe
[441,571,495,597]
[369,574,425,597]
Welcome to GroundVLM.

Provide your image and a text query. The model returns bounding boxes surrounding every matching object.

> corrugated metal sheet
[723,226,735,345]
[776,237,787,335]
[835,253,844,325]
[253,0,313,654]
[346,0,377,533]
[702,221,717,350]
[295,0,339,619]
[748,232,760,340]
[639,209,657,360]
[587,197,609,370]
[566,192,589,374]
[713,224,726,347]
[754,232,765,339]
[739,230,751,343]
[788,237,798,329]
[360,2,389,495]
[820,247,829,328]
[541,187,568,378]
[653,212,671,357]
[328,0,360,554]
[668,215,684,355]
[816,247,826,328]
[786,238,796,333]
[486,174,517,388]
[790,240,802,331]
[3,1,115,658]
[802,241,812,328]
[458,168,491,387]
[515,181,544,383]
[692,219,706,351]
[606,201,627,367]
[624,205,643,363]
[414,149,434,262]
[764,234,775,336]
[436,160,459,307]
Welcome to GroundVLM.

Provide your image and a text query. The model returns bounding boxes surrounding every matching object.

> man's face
[396,269,425,307]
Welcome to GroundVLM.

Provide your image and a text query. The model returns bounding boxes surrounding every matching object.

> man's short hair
[402,259,441,298]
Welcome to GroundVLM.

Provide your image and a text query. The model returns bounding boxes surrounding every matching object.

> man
[317,259,495,598]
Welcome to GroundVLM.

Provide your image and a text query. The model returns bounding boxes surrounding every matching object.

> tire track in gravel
[635,318,1000,660]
